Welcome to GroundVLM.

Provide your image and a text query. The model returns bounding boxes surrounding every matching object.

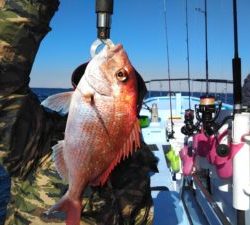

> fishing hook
[90,38,115,58]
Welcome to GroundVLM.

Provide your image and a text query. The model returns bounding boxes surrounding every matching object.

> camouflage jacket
[4,145,156,225]
[0,1,157,224]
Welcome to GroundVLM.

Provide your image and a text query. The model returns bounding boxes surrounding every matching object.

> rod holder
[232,113,250,211]
[151,103,159,123]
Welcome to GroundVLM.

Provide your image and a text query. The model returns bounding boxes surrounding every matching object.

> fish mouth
[108,44,123,56]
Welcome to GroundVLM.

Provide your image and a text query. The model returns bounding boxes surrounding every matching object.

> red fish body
[42,44,140,225]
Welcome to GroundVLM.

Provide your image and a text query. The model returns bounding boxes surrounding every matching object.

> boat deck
[141,115,194,225]
[150,144,192,225]
[140,95,250,225]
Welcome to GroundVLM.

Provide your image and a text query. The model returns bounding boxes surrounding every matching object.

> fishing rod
[196,0,209,95]
[185,0,191,109]
[204,0,209,95]
[181,1,225,198]
[232,0,242,112]
[96,0,113,40]
[180,3,249,224]
[163,0,174,139]
[193,0,225,138]
[91,0,114,57]
[181,0,198,138]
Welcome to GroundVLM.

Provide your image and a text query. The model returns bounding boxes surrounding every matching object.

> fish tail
[46,192,82,225]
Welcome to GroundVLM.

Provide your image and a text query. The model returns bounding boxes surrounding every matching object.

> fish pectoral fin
[41,91,74,115]
[92,120,141,186]
[52,140,68,181]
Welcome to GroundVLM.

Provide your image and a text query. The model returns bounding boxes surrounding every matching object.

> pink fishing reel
[180,95,243,178]
[193,129,243,178]
[180,129,212,176]
[179,144,195,176]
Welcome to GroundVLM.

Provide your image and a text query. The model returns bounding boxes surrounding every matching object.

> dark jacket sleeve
[81,142,158,225]
[0,0,61,177]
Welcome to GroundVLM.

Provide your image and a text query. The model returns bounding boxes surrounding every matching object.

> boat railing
[145,78,233,105]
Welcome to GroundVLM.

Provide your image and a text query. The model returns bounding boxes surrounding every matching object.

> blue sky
[30,0,250,90]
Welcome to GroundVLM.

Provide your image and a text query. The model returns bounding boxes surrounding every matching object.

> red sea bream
[42,44,141,225]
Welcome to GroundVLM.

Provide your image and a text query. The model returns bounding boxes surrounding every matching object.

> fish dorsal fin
[52,140,68,181]
[41,91,73,115]
[92,120,141,186]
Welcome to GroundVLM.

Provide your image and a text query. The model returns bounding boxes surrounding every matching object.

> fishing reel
[181,109,198,136]
[216,143,230,157]
[195,95,222,136]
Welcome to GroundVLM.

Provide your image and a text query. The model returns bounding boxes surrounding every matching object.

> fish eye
[115,69,128,82]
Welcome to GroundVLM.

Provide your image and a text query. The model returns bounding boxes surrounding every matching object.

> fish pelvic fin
[41,91,73,115]
[52,140,68,181]
[45,192,81,225]
[93,120,141,186]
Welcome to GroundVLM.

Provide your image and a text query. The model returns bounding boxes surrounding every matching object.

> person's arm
[0,0,63,178]
[0,0,59,95]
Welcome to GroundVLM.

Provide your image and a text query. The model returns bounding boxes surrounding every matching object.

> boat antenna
[232,0,242,112]
[163,0,174,138]
[185,0,191,109]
